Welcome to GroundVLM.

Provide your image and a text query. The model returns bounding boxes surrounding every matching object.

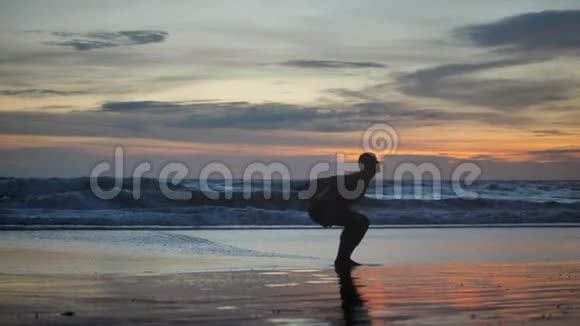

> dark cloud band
[454,10,580,53]
[97,99,524,131]
[282,59,386,69]
[397,58,574,110]
[0,89,87,97]
[46,30,169,51]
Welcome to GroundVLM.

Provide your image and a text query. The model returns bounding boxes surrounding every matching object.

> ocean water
[0,177,579,227]
[1,228,579,274]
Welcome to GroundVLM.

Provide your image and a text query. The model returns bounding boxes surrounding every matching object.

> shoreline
[3,228,579,275]
[2,222,580,231]
[1,259,580,276]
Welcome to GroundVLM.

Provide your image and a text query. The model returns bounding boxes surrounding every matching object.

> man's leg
[335,212,369,267]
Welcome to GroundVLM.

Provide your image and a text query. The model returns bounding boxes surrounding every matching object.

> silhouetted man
[302,152,380,270]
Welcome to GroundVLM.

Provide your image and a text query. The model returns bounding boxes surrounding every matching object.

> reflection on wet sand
[354,262,580,324]
[0,263,578,325]
[336,268,371,325]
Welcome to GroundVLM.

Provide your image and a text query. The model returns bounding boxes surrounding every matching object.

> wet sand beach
[1,228,579,324]
[1,262,579,325]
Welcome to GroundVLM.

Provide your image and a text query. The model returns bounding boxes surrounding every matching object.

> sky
[0,0,579,179]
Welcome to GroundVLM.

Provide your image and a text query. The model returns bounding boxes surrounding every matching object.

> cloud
[0,89,87,97]
[406,10,580,111]
[0,99,524,146]
[468,154,497,161]
[2,98,578,179]
[400,58,537,83]
[531,129,573,137]
[46,30,168,51]
[527,147,580,162]
[397,58,575,110]
[176,103,321,130]
[454,10,580,54]
[351,101,524,125]
[101,101,184,112]
[282,59,386,69]
[101,100,523,131]
[325,88,380,102]
[100,100,325,130]
[100,101,334,130]
[528,148,580,155]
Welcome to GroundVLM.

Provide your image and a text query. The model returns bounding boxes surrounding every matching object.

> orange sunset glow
[0,2,579,179]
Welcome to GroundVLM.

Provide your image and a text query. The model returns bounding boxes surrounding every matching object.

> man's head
[358,152,380,174]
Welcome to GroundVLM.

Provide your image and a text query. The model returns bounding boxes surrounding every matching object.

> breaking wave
[0,177,578,226]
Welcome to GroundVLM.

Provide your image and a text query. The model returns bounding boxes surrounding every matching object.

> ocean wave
[0,177,163,198]
[485,183,514,191]
[0,177,578,226]
[0,202,578,226]
[1,177,579,211]
[5,189,580,212]
[0,197,578,227]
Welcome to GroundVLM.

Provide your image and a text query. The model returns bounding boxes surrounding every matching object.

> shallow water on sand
[1,228,579,324]
[354,263,580,324]
[0,263,578,325]
[0,228,579,274]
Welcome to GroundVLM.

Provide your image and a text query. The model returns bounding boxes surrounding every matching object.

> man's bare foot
[349,259,362,267]
[334,259,362,271]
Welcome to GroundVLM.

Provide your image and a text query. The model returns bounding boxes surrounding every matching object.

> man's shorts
[308,200,352,228]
